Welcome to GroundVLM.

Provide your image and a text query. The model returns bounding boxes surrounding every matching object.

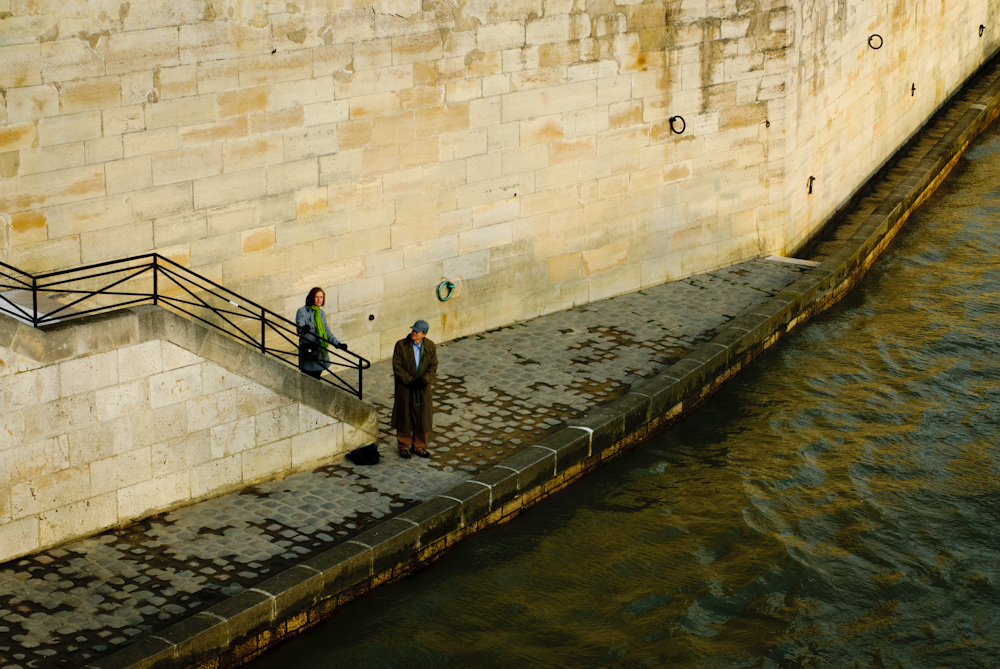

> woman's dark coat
[295,305,340,374]
[390,335,437,433]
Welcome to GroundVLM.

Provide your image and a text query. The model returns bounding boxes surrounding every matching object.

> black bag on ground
[346,443,380,465]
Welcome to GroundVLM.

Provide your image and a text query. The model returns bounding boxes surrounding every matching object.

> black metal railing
[0,254,370,399]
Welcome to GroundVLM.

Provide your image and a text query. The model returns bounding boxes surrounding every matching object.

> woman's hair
[305,286,324,307]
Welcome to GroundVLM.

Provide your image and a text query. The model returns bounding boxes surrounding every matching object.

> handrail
[0,254,370,399]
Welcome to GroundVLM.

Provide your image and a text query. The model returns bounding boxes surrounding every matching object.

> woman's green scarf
[309,306,328,352]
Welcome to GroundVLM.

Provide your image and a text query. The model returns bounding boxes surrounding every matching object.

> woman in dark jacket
[295,287,344,379]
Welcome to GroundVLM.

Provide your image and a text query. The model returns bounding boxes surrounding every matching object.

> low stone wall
[0,306,378,563]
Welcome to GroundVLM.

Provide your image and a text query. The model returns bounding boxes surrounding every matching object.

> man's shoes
[397,448,411,459]
[410,447,430,458]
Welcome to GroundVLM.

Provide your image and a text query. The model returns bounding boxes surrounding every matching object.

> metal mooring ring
[437,280,455,301]
[668,115,686,134]
[869,34,883,49]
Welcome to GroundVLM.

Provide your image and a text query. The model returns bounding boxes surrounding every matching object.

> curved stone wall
[0,0,997,362]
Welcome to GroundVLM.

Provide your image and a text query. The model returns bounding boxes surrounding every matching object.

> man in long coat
[391,319,438,458]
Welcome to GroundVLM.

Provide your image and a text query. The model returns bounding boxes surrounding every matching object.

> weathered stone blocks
[0,0,994,375]
[0,306,376,563]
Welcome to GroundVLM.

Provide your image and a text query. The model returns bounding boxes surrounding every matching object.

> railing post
[31,275,38,327]
[260,307,267,354]
[152,255,158,305]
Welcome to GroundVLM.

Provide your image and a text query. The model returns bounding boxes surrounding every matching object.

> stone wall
[0,306,377,562]
[783,0,999,250]
[0,0,997,363]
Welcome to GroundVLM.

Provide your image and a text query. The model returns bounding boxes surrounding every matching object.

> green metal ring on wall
[437,280,455,301]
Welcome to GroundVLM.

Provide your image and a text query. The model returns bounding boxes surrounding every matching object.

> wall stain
[0,152,18,178]
[79,30,110,51]
[38,24,59,42]
[318,23,334,46]
[698,17,723,113]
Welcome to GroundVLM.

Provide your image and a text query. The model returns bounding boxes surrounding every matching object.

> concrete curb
[85,54,1000,669]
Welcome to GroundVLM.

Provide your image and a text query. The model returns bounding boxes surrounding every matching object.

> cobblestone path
[0,259,805,669]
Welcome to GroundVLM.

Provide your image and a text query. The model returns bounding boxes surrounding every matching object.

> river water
[252,126,1000,667]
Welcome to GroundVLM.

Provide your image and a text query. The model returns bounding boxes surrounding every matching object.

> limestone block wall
[783,0,1000,250]
[0,0,997,363]
[0,307,377,563]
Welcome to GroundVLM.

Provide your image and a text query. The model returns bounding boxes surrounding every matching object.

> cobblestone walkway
[0,259,806,669]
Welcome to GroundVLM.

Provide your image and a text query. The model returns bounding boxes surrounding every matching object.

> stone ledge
[630,373,684,425]
[495,445,557,493]
[395,495,462,547]
[566,406,626,455]
[2,304,377,438]
[349,518,423,577]
[84,636,175,669]
[139,307,376,435]
[471,464,520,511]
[724,310,769,334]
[609,392,652,438]
[535,428,591,473]
[152,613,230,668]
[710,325,752,351]
[299,540,373,596]
[438,481,492,526]
[254,566,327,623]
[204,590,273,648]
